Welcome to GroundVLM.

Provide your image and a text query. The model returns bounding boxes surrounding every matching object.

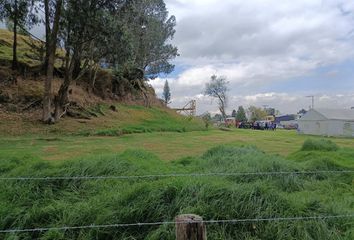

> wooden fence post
[175,214,207,240]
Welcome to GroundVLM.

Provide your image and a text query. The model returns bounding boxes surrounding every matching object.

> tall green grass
[77,106,205,137]
[301,139,339,152]
[0,145,353,239]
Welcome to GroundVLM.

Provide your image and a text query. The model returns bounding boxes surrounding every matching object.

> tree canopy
[1,0,178,123]
[231,109,237,118]
[35,0,179,123]
[162,79,171,105]
[119,0,178,78]
[236,106,247,122]
[204,75,229,120]
[248,106,267,122]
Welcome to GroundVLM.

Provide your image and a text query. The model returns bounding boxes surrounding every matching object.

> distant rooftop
[314,108,354,121]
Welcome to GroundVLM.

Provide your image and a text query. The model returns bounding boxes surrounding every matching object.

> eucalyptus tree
[42,0,63,123]
[54,0,104,120]
[53,0,126,121]
[41,0,126,122]
[109,0,178,107]
[41,0,178,123]
[85,1,129,92]
[119,0,178,78]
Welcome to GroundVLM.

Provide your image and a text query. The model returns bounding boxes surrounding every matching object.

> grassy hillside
[77,105,206,136]
[0,103,205,136]
[0,28,204,137]
[0,28,42,67]
[0,141,353,239]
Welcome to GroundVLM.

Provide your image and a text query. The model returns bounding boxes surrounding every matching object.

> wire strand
[0,170,353,181]
[1,214,353,233]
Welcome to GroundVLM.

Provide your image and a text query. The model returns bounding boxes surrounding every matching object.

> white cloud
[160,0,354,114]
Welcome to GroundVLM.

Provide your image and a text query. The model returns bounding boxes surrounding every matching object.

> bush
[301,139,339,152]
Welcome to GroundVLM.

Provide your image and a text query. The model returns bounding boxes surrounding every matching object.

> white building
[298,109,354,137]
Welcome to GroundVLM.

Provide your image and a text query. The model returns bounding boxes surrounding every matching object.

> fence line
[1,214,353,234]
[0,170,353,181]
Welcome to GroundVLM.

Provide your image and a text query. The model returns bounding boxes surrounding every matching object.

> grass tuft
[301,139,339,152]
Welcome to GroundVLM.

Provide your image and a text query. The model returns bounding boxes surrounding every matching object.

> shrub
[301,139,339,152]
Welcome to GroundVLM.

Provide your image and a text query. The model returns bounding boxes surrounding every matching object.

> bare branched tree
[204,75,229,120]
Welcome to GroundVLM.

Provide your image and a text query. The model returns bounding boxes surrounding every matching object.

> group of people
[251,121,277,131]
[229,120,277,131]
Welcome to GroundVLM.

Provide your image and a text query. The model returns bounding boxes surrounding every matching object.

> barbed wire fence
[1,215,353,234]
[0,170,353,181]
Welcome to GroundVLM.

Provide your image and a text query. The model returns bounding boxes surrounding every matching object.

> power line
[0,170,353,181]
[0,214,353,233]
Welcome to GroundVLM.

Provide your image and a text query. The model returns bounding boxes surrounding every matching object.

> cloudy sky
[151,0,354,115]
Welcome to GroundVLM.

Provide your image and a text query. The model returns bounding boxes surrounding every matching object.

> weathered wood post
[175,214,207,240]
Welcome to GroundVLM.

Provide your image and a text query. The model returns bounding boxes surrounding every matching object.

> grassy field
[1,24,352,240]
[1,128,354,164]
[0,118,354,239]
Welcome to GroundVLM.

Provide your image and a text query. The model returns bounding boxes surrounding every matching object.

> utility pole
[306,96,315,109]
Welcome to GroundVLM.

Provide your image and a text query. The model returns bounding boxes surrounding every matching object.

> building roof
[275,115,296,123]
[314,108,354,121]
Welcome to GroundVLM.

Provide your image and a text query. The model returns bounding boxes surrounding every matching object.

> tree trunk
[43,0,51,73]
[43,47,55,123]
[89,64,98,93]
[54,75,71,121]
[54,47,77,121]
[42,0,63,123]
[218,98,227,121]
[72,58,81,81]
[136,79,150,107]
[12,0,18,71]
[220,106,226,121]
